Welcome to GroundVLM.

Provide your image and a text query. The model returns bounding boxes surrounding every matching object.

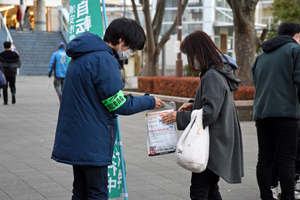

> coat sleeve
[15,53,21,68]
[293,47,300,93]
[251,57,258,85]
[16,59,21,68]
[92,59,155,115]
[201,72,226,128]
[48,53,55,74]
[176,111,191,130]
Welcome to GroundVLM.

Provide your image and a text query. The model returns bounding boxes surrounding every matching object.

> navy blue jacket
[51,32,155,166]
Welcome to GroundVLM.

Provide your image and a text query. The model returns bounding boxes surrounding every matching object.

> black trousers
[256,117,299,200]
[190,169,222,200]
[72,165,108,200]
[2,76,16,104]
[271,120,300,188]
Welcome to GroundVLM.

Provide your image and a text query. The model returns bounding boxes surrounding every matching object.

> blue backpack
[0,68,7,88]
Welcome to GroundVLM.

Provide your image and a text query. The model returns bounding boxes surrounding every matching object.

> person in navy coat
[51,18,164,199]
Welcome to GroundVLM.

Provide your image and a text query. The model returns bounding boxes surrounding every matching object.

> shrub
[138,77,254,100]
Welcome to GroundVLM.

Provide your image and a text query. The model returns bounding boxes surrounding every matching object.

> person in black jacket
[0,41,21,105]
[252,22,300,200]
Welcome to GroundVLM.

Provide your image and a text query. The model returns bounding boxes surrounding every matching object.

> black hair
[278,22,300,36]
[103,18,146,51]
[3,41,11,49]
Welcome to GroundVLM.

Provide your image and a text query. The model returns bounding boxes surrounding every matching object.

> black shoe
[12,95,16,104]
[3,102,7,105]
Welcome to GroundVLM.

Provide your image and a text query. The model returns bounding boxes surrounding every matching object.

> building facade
[0,0,63,31]
[0,0,274,76]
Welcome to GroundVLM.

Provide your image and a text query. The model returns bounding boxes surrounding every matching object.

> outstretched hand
[161,111,177,125]
[178,103,194,111]
[154,97,164,110]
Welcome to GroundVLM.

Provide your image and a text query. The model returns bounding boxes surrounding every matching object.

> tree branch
[143,0,155,56]
[157,0,188,50]
[131,0,141,25]
[255,28,269,50]
[227,0,247,28]
[152,0,163,29]
[153,0,166,44]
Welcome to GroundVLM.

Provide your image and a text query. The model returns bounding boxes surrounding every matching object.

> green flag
[68,0,104,42]
[108,134,125,198]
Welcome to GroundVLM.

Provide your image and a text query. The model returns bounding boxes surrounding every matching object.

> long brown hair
[180,30,228,77]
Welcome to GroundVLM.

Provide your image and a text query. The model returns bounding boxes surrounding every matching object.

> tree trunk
[227,0,259,86]
[144,49,160,76]
[234,24,256,86]
[140,0,189,77]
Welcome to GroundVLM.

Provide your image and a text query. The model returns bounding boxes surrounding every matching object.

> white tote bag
[176,109,209,173]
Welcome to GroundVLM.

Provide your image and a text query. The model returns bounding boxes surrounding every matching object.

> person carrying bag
[162,30,243,200]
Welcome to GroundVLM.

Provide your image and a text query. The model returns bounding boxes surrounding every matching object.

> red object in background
[17,8,22,20]
[138,77,255,100]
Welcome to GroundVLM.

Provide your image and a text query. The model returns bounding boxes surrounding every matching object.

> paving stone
[0,77,261,199]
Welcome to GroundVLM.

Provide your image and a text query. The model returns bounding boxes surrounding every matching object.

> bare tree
[132,0,188,76]
[226,0,259,86]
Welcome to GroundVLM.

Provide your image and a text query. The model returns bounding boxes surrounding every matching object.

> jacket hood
[0,51,20,63]
[66,31,113,58]
[262,35,298,53]
[219,65,241,91]
[221,54,238,70]
[0,56,19,63]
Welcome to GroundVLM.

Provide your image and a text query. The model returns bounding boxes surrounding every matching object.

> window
[214,38,220,48]
[182,9,203,21]
[188,0,203,7]
[182,23,202,35]
[164,10,177,22]
[216,0,230,8]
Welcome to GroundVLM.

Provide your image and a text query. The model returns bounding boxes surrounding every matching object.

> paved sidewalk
[0,76,260,200]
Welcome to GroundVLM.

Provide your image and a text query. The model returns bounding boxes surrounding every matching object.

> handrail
[58,6,69,43]
[0,12,13,43]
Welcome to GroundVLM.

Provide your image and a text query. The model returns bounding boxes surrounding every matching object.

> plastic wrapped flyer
[145,101,178,156]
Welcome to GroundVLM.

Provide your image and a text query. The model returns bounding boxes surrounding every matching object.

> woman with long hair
[162,30,244,199]
[23,7,31,30]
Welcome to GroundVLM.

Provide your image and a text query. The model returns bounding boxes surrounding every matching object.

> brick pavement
[0,76,261,200]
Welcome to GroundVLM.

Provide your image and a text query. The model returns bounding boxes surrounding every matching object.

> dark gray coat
[176,66,244,183]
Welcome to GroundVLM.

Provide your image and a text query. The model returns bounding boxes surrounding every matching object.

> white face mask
[117,43,133,60]
[194,57,200,69]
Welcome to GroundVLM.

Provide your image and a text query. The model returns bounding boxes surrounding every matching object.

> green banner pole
[116,116,128,200]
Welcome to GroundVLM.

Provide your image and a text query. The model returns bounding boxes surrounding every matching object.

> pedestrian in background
[16,6,23,31]
[252,22,300,200]
[51,18,164,199]
[0,41,21,105]
[48,42,68,103]
[162,30,244,200]
[23,7,31,30]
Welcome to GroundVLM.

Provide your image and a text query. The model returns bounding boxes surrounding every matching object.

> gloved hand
[48,73,52,78]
